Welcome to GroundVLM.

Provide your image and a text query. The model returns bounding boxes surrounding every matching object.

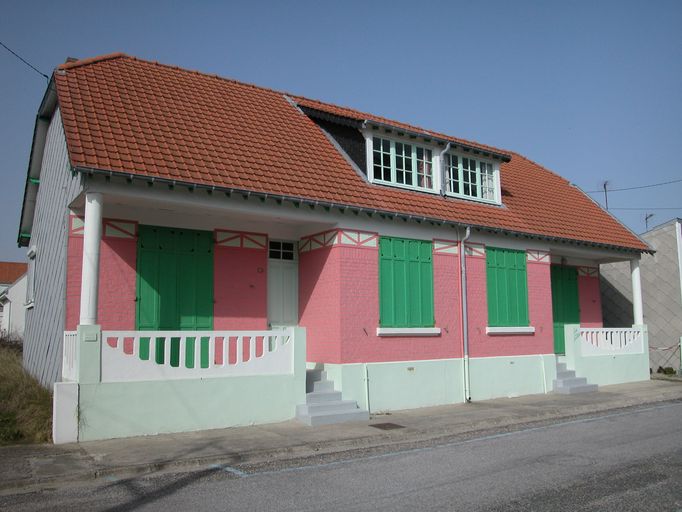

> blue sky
[1,0,680,262]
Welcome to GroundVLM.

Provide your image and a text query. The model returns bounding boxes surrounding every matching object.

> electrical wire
[609,207,682,211]
[585,178,682,193]
[0,41,49,81]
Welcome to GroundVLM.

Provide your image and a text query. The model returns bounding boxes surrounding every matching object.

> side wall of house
[23,109,84,388]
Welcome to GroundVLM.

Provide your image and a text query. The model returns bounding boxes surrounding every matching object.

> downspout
[439,143,452,196]
[460,226,472,402]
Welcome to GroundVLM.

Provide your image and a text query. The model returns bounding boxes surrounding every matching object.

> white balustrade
[100,329,294,383]
[62,331,78,381]
[579,327,644,356]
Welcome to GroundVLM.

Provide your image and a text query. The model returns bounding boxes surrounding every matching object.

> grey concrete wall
[22,108,83,388]
[601,221,682,371]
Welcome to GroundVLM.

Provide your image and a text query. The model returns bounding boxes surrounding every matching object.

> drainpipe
[460,226,472,402]
[439,143,452,196]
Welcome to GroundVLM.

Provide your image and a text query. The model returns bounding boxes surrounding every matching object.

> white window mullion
[390,141,397,184]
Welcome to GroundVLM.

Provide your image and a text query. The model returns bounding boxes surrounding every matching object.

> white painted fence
[100,329,294,383]
[62,331,78,381]
[579,327,644,356]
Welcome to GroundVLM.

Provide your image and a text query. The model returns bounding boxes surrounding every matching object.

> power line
[0,41,49,81]
[585,178,682,194]
[609,207,682,211]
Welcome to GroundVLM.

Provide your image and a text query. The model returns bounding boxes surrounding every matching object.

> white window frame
[25,245,36,308]
[444,152,501,205]
[364,131,442,195]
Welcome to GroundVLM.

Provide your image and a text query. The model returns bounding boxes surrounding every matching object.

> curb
[2,395,681,492]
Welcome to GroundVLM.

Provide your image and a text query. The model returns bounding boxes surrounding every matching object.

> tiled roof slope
[53,54,647,251]
[293,95,507,157]
[0,262,27,285]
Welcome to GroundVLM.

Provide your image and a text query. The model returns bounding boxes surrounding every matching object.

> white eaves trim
[486,326,536,335]
[377,327,442,337]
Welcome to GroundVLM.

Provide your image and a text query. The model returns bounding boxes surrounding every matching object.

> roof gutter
[74,165,651,255]
[17,77,59,247]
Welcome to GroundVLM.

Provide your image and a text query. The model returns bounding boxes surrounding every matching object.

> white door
[268,240,299,327]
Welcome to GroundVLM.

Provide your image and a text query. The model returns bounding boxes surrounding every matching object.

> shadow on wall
[600,276,634,327]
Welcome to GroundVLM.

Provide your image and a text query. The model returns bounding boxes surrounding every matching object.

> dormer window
[364,130,502,205]
[372,137,434,191]
[445,153,500,204]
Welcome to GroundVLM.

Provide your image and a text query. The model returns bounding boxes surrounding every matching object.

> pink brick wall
[66,229,136,331]
[65,235,82,331]
[300,243,462,364]
[578,274,603,327]
[299,247,342,362]
[67,221,269,331]
[213,246,268,330]
[466,257,554,357]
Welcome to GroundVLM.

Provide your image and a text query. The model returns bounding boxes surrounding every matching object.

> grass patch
[0,342,52,445]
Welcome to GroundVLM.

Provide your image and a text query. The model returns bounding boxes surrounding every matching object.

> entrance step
[297,369,369,426]
[553,361,598,395]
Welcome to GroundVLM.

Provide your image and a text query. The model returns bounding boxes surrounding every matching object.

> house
[17,54,651,443]
[0,273,28,340]
[0,262,27,339]
[601,218,682,373]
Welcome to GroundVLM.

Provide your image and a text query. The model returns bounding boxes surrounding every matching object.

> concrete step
[297,408,370,427]
[296,400,360,416]
[307,379,334,393]
[557,370,575,379]
[554,377,587,388]
[557,362,568,373]
[306,369,328,382]
[305,390,343,403]
[555,383,599,394]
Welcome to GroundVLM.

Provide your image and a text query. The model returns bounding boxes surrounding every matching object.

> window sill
[377,327,441,337]
[486,326,535,335]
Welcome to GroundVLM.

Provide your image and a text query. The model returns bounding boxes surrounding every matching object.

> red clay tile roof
[293,95,508,158]
[0,262,27,285]
[53,53,647,252]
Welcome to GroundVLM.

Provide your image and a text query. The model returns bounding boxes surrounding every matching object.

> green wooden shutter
[486,247,529,327]
[136,225,214,332]
[550,265,580,354]
[379,237,434,328]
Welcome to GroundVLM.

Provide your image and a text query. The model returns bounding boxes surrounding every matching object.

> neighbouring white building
[601,218,682,373]
[0,273,28,339]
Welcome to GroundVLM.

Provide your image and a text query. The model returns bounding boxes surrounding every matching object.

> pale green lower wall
[468,355,557,401]
[570,354,650,386]
[564,324,650,386]
[324,359,464,412]
[78,374,301,441]
[323,355,556,412]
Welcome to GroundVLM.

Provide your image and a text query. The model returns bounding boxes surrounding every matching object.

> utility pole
[645,213,654,231]
[602,181,609,210]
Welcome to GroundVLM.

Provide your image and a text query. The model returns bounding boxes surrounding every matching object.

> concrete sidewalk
[2,380,681,491]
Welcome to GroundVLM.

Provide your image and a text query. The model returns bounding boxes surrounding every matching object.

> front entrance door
[550,265,580,354]
[267,240,298,327]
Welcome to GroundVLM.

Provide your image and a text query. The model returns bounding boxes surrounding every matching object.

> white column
[79,192,103,325]
[630,258,644,325]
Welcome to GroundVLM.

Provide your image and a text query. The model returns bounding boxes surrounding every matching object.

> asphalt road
[2,402,681,511]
